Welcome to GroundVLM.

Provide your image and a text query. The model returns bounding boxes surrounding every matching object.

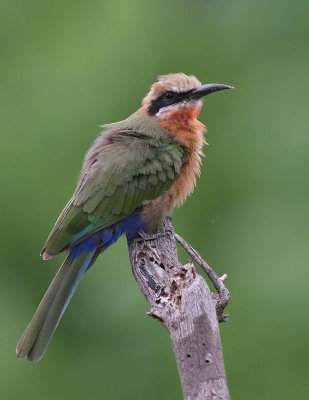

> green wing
[43,131,187,256]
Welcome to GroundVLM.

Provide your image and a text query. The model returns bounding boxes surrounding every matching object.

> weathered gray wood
[127,217,231,400]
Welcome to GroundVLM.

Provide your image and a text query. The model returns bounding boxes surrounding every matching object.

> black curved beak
[189,83,235,100]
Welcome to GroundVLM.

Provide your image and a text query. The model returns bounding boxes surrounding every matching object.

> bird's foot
[137,231,164,242]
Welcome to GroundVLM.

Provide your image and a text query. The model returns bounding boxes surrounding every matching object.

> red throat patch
[164,103,202,122]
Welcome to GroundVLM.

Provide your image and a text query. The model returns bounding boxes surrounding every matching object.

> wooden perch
[127,217,231,400]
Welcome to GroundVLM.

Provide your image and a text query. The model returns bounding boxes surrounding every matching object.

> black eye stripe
[148,89,194,115]
[164,91,175,99]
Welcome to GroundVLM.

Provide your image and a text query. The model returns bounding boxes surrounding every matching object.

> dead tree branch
[127,217,231,400]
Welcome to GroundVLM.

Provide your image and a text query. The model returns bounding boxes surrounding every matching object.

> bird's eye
[164,91,175,100]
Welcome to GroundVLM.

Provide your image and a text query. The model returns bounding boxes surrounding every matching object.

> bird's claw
[136,231,165,242]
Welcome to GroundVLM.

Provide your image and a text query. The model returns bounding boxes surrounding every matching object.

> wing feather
[42,130,187,256]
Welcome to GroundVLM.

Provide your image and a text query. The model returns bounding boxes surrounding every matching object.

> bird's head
[142,73,233,123]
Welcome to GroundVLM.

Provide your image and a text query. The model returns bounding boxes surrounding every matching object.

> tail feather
[16,250,95,362]
[16,213,144,362]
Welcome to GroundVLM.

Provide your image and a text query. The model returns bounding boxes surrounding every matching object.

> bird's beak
[189,83,235,100]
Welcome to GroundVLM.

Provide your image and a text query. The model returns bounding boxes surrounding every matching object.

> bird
[16,73,233,362]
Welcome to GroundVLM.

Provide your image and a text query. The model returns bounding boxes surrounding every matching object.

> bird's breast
[140,120,206,233]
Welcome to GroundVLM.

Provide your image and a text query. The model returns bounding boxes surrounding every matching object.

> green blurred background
[1,0,308,398]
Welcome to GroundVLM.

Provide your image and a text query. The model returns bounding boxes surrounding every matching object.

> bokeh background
[1,0,308,399]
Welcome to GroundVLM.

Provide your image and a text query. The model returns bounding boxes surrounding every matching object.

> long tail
[16,249,96,362]
[16,212,144,362]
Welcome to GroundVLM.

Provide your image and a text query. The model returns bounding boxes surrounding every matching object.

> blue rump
[70,212,144,259]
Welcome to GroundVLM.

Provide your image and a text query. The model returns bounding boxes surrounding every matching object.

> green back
[43,113,188,255]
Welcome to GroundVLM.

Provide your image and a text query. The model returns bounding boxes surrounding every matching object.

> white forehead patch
[158,73,201,93]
